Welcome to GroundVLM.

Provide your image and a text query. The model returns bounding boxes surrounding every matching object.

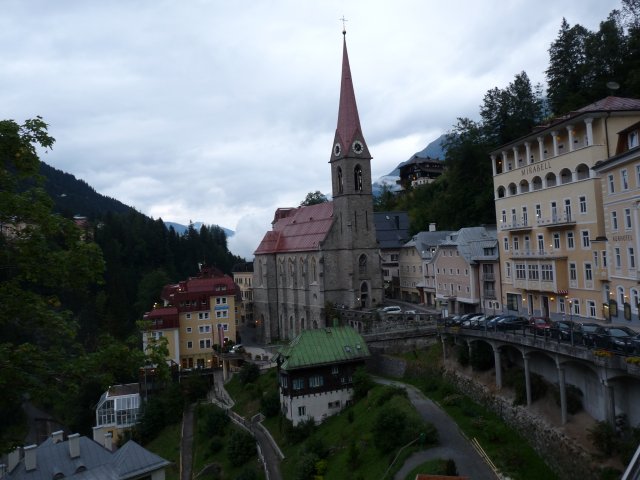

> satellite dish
[606,81,620,90]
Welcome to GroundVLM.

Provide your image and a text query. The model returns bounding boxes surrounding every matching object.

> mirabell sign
[521,161,552,176]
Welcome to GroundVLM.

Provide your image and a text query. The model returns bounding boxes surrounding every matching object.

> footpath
[374,378,500,480]
[180,369,283,480]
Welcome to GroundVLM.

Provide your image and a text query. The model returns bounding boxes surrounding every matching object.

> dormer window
[629,130,639,149]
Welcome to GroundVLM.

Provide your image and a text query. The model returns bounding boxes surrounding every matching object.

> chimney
[7,447,20,472]
[104,432,113,451]
[51,430,64,444]
[68,433,80,458]
[92,426,102,444]
[429,222,436,232]
[24,445,37,471]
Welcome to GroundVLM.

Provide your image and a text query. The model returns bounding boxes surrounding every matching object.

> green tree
[227,429,257,467]
[0,118,105,451]
[300,191,328,206]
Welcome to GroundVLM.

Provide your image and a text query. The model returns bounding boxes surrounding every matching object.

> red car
[528,317,552,335]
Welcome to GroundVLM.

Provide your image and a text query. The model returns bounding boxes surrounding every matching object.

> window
[585,262,593,282]
[569,263,577,282]
[186,327,192,333]
[572,299,580,316]
[293,378,304,390]
[551,201,558,221]
[541,264,553,281]
[625,208,632,230]
[588,300,596,317]
[505,262,511,278]
[331,366,339,375]
[558,297,565,314]
[503,237,509,251]
[602,250,608,268]
[516,264,526,279]
[280,375,288,388]
[513,237,519,250]
[608,174,615,193]
[216,297,228,305]
[337,166,343,193]
[537,234,544,252]
[615,247,622,268]
[501,210,506,223]
[593,251,599,267]
[198,312,210,320]
[198,325,211,333]
[298,406,306,416]
[633,289,640,313]
[511,208,517,224]
[553,233,560,249]
[216,310,229,319]
[507,293,519,311]
[535,204,541,219]
[567,232,575,249]
[187,341,193,349]
[612,211,619,230]
[528,264,539,280]
[354,165,363,191]
[522,206,528,225]
[581,230,590,248]
[579,196,587,213]
[630,248,636,269]
[185,313,191,320]
[564,198,572,220]
[524,235,530,251]
[622,169,629,190]
[359,254,367,274]
[309,375,324,388]
[199,338,212,349]
[630,131,639,149]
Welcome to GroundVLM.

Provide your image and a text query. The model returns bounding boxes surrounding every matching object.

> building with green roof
[276,326,370,425]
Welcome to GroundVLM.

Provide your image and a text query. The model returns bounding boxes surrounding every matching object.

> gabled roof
[403,230,453,260]
[373,212,410,249]
[575,96,640,113]
[277,326,370,370]
[438,226,497,264]
[5,436,170,480]
[254,202,334,255]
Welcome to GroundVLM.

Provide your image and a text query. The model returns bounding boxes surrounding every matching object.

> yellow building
[143,266,238,369]
[593,123,640,322]
[491,96,640,321]
[232,261,254,327]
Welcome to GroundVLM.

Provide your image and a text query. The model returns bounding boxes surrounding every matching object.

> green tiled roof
[278,326,370,370]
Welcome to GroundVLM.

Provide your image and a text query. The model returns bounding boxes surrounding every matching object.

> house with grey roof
[1,431,170,480]
[399,226,453,306]
[275,326,370,426]
[373,212,410,299]
[433,226,501,316]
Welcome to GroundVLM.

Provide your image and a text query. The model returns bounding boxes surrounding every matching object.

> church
[253,31,384,343]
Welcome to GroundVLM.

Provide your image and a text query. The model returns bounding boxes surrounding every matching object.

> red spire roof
[336,34,363,148]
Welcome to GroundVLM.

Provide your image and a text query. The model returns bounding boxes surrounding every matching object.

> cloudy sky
[1,0,620,258]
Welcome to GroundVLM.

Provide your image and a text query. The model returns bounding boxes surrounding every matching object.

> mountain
[166,221,234,238]
[372,133,447,195]
[39,162,234,236]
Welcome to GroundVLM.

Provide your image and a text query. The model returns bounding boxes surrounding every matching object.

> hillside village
[3,2,640,480]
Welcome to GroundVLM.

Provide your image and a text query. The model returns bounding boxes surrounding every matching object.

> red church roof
[254,201,334,255]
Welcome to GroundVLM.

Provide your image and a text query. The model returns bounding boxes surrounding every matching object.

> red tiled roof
[145,306,178,317]
[254,202,334,255]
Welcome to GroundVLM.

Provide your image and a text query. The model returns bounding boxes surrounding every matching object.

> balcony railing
[483,290,497,299]
[510,249,567,259]
[482,272,495,281]
[500,220,532,232]
[537,213,576,229]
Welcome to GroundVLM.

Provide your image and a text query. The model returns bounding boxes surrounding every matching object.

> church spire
[335,32,368,155]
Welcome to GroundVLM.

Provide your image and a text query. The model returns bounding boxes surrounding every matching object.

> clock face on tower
[352,140,363,154]
[334,143,342,157]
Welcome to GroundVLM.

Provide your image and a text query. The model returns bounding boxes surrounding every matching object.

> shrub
[198,405,230,437]
[182,375,210,402]
[469,342,494,371]
[303,436,327,458]
[227,429,257,467]
[352,367,374,400]
[372,407,407,451]
[347,409,355,423]
[260,390,281,417]
[374,385,407,406]
[293,452,319,480]
[347,441,361,469]
[588,421,618,456]
[238,363,260,385]
[283,417,316,445]
[209,436,224,454]
[442,394,463,406]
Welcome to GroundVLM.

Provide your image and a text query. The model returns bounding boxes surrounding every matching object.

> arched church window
[337,167,343,194]
[311,257,317,283]
[354,165,363,192]
[289,258,296,287]
[359,254,367,274]
[299,258,305,280]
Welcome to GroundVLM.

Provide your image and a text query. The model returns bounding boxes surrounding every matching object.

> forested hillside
[377,0,640,233]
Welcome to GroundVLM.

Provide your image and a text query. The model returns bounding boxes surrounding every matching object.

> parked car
[474,314,499,329]
[461,313,484,328]
[486,314,510,330]
[528,317,552,335]
[230,344,245,354]
[576,322,600,347]
[381,306,402,314]
[592,325,638,353]
[549,320,582,343]
[495,315,529,330]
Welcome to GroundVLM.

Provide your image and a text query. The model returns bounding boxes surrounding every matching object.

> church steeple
[331,31,371,163]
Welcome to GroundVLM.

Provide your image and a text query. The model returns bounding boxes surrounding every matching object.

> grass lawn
[144,423,181,480]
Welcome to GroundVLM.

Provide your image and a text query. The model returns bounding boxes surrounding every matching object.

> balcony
[537,213,576,229]
[500,220,532,232]
[510,249,567,260]
[481,272,495,281]
[483,289,497,299]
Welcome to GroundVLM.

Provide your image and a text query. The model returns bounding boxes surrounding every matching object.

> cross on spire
[340,15,348,34]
